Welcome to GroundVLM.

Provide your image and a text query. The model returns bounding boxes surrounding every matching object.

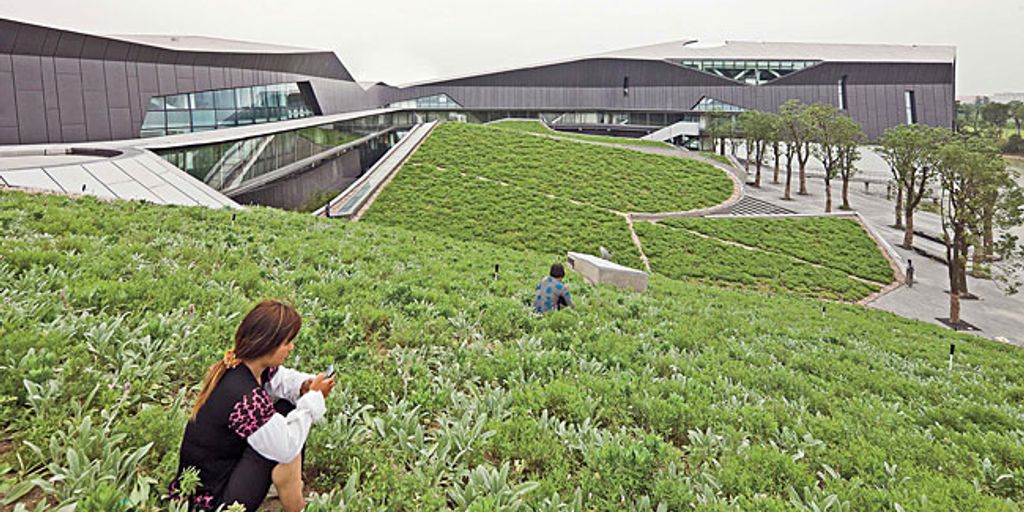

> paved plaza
[735,154,1024,347]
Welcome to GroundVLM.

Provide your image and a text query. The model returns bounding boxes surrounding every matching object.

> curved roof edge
[603,39,957,64]
[0,17,354,82]
[398,37,955,88]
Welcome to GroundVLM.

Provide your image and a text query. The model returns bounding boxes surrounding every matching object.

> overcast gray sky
[1,0,1021,95]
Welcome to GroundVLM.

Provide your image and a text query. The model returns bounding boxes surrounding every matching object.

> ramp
[315,121,437,219]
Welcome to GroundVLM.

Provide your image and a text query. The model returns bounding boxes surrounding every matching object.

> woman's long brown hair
[191,300,302,419]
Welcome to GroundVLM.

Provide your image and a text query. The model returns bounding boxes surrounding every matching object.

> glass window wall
[141,83,315,137]
[672,59,820,85]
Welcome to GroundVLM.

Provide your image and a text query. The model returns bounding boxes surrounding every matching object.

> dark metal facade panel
[104,41,130,61]
[55,64,85,126]
[12,23,47,54]
[156,63,176,94]
[137,62,159,96]
[40,57,60,140]
[424,58,738,88]
[109,107,132,139]
[0,17,361,92]
[55,32,84,58]
[80,36,109,60]
[80,59,106,91]
[174,64,195,92]
[45,105,61,142]
[127,62,142,132]
[41,29,60,55]
[61,123,86,142]
[12,54,42,91]
[15,89,47,143]
[0,55,18,131]
[83,89,112,140]
[0,20,20,53]
[194,65,211,91]
[104,61,129,108]
[210,66,226,89]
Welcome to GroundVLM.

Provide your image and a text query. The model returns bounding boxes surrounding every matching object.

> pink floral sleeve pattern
[227,388,276,438]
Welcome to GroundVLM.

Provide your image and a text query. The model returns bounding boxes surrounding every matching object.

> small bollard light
[494,263,500,280]
[231,213,236,223]
[81,184,86,192]
[821,305,826,318]
[948,343,955,372]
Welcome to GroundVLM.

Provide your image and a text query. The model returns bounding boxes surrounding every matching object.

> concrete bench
[567,252,648,292]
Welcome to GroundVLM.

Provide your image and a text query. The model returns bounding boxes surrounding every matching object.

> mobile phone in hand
[324,365,335,379]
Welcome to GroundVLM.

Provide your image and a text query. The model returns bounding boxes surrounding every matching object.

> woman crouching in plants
[170,299,335,511]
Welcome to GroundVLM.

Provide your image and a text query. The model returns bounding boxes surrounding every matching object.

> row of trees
[704,100,866,213]
[957,99,1024,137]
[704,102,1023,325]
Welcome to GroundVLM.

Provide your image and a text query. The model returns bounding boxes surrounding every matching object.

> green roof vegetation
[634,221,882,301]
[491,119,675,149]
[2,190,1022,510]
[662,217,895,284]
[403,123,733,213]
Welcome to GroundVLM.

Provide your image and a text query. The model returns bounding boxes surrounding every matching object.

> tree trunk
[894,186,904,229]
[959,240,969,295]
[824,177,832,213]
[798,159,809,195]
[949,281,961,325]
[972,242,985,274]
[754,154,762,187]
[784,157,793,200]
[841,175,851,210]
[948,238,961,324]
[902,202,915,249]
[984,213,994,261]
[772,143,781,184]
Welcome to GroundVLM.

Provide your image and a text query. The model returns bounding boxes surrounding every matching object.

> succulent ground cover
[663,217,896,284]
[2,190,1024,511]
[360,162,645,269]
[490,119,674,149]
[633,222,882,301]
[367,122,891,302]
[696,151,734,166]
[407,123,734,213]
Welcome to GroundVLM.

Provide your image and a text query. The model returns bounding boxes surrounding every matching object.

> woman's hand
[307,372,336,398]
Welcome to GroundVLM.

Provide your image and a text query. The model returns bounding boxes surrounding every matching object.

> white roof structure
[399,38,956,87]
[0,148,239,209]
[602,39,957,64]
[108,34,319,54]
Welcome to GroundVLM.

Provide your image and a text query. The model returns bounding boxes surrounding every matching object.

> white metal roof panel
[43,165,118,199]
[0,168,63,191]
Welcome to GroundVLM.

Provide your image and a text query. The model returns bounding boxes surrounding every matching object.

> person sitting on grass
[533,263,575,314]
[170,299,335,512]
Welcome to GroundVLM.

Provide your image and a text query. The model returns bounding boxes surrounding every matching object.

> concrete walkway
[737,166,1024,347]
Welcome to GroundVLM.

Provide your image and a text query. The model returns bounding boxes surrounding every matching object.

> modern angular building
[0,17,955,145]
[0,17,956,208]
[380,39,956,141]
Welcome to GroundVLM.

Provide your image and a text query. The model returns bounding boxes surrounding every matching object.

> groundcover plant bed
[491,119,674,149]
[634,222,883,301]
[3,191,1024,511]
[407,123,733,213]
[361,162,644,269]
[664,217,895,284]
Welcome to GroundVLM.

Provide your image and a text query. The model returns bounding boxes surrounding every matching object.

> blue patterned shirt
[533,276,574,314]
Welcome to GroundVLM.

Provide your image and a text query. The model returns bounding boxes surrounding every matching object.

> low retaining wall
[567,251,649,292]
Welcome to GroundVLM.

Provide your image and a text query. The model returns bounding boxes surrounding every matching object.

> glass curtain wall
[141,83,315,137]
[672,59,820,85]
[156,112,417,189]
